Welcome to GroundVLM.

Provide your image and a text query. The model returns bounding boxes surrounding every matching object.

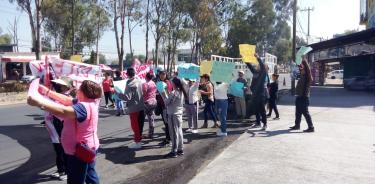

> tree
[126,0,143,58]
[0,29,12,44]
[86,50,107,64]
[144,0,150,62]
[9,0,42,59]
[272,38,292,64]
[109,0,127,71]
[7,17,19,51]
[150,0,168,67]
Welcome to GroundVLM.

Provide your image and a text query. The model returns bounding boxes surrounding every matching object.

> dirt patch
[0,92,27,106]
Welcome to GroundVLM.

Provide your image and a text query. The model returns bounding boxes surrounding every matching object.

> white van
[327,70,343,79]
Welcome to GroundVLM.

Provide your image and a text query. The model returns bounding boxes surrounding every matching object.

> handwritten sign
[296,46,313,65]
[178,63,200,80]
[113,80,127,94]
[229,82,244,98]
[156,81,167,93]
[121,63,153,81]
[239,44,258,64]
[200,60,213,75]
[211,61,235,83]
[30,57,102,88]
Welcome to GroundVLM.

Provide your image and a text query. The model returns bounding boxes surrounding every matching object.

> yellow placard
[200,60,213,75]
[239,44,258,64]
[70,55,82,62]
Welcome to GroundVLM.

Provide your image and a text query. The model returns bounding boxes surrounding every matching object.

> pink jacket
[61,101,99,155]
[142,80,157,104]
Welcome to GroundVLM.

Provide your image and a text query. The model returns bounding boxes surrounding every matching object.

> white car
[20,75,36,83]
[327,70,343,79]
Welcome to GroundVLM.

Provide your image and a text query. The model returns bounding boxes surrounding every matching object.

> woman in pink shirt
[29,80,102,184]
[142,72,157,138]
[102,72,114,108]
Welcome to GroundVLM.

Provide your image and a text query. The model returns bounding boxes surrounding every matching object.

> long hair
[171,77,187,99]
[302,60,313,82]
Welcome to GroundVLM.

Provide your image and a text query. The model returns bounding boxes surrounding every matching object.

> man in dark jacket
[246,54,268,131]
[289,60,315,132]
[267,74,280,120]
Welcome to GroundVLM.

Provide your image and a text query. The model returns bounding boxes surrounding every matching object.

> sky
[0,0,366,61]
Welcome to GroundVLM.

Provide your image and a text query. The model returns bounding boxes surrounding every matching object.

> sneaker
[177,150,184,156]
[128,142,142,149]
[273,117,280,120]
[185,128,193,133]
[191,129,199,134]
[253,124,261,128]
[289,126,300,130]
[50,172,60,178]
[164,151,177,158]
[261,125,267,131]
[217,131,228,137]
[303,127,315,133]
[159,140,170,147]
[266,114,271,118]
[105,105,109,108]
[58,174,67,181]
[116,113,121,116]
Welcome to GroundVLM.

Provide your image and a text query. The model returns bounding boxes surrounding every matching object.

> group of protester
[25,53,314,183]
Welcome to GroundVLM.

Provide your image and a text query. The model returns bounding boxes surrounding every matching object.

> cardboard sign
[200,60,213,75]
[239,44,258,64]
[211,61,235,83]
[113,80,127,94]
[229,81,245,98]
[296,46,313,65]
[156,81,167,93]
[30,57,102,88]
[178,63,200,80]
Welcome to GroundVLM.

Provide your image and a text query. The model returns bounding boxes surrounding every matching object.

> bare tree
[127,0,142,59]
[10,0,43,59]
[111,0,127,71]
[145,0,150,62]
[8,17,19,52]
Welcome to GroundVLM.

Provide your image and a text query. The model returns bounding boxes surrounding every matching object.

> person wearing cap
[235,70,248,120]
[289,60,315,132]
[182,78,200,134]
[267,74,280,120]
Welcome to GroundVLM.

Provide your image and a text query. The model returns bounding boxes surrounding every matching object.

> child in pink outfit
[142,73,157,138]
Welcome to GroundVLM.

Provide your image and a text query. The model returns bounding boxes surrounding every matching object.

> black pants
[104,92,114,105]
[252,99,267,126]
[295,96,314,128]
[160,108,171,141]
[138,110,145,136]
[267,98,279,117]
[53,143,67,174]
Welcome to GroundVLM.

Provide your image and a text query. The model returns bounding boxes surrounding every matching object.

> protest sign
[178,63,200,80]
[239,44,258,64]
[156,81,167,93]
[70,55,82,62]
[30,57,102,88]
[200,60,213,75]
[28,78,64,109]
[113,80,127,94]
[121,63,153,81]
[229,81,245,98]
[296,46,313,65]
[211,61,235,83]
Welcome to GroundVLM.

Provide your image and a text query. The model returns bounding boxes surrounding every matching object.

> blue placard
[178,63,200,80]
[230,82,244,98]
[156,81,167,93]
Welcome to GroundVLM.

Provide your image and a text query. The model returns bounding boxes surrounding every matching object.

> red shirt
[102,78,112,92]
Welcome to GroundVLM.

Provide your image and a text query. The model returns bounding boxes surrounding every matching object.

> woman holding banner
[28,80,102,184]
[199,74,219,128]
[156,70,173,146]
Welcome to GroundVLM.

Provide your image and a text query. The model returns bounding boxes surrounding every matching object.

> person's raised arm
[27,96,76,120]
[38,85,74,106]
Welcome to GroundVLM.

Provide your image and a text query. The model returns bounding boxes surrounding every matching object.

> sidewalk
[189,87,375,184]
[0,92,27,106]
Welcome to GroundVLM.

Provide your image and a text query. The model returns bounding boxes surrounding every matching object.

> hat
[52,76,73,88]
[238,71,244,74]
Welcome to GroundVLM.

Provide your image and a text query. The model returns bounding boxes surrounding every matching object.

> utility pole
[96,2,102,65]
[300,7,314,44]
[291,0,297,95]
[71,0,75,56]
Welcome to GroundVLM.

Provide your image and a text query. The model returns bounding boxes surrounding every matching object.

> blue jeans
[66,154,99,184]
[115,99,123,114]
[203,99,217,123]
[215,99,228,133]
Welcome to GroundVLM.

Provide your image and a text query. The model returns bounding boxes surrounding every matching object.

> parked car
[327,70,343,79]
[365,78,375,91]
[344,76,368,90]
[20,75,36,83]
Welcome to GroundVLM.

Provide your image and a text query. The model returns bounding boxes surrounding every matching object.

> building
[0,52,60,82]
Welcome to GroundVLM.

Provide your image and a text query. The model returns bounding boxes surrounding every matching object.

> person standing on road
[142,72,157,139]
[122,68,145,149]
[214,82,230,136]
[29,80,102,184]
[289,60,315,132]
[113,70,124,116]
[102,72,114,108]
[246,54,268,131]
[235,71,247,120]
[182,78,200,134]
[155,70,173,147]
[161,77,187,158]
[267,74,280,120]
[199,74,219,128]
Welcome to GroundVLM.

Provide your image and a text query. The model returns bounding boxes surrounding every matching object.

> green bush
[0,82,28,93]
